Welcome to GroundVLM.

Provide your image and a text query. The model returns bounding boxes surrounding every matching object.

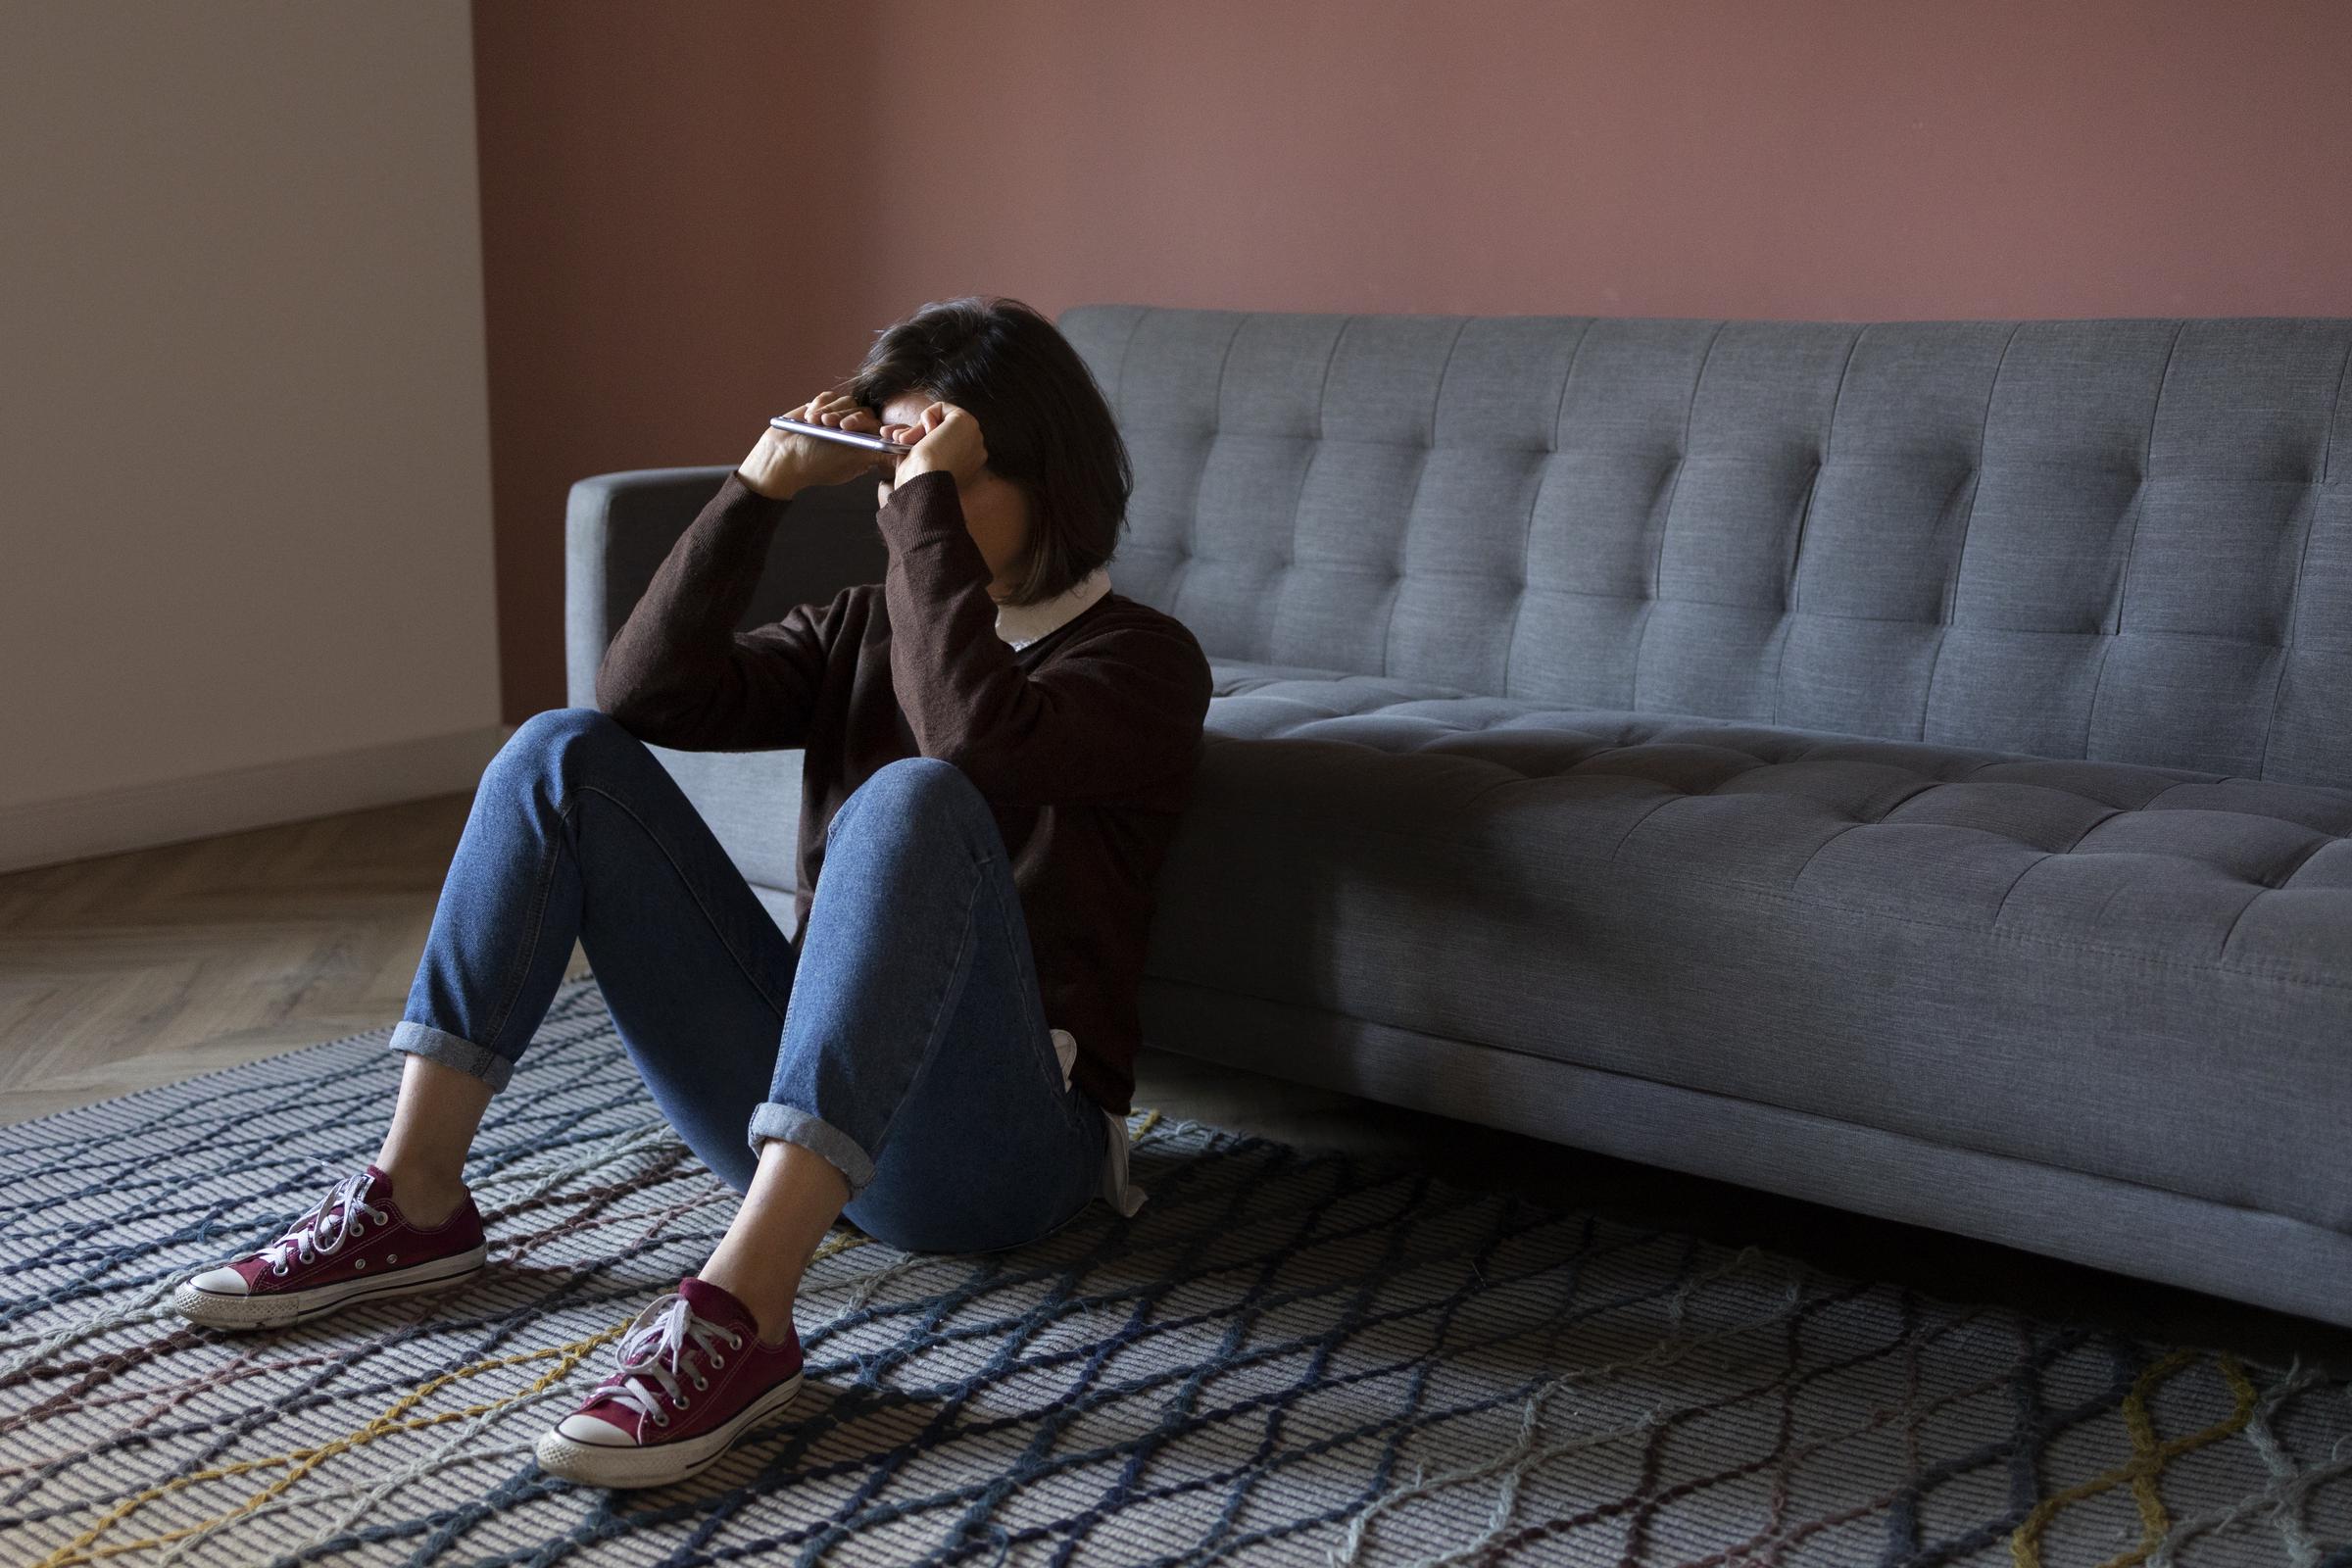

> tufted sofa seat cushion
[1146,659,2352,1240]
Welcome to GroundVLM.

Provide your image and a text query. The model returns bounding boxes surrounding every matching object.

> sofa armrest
[564,466,892,710]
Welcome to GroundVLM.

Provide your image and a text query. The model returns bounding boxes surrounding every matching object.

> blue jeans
[388,707,1108,1254]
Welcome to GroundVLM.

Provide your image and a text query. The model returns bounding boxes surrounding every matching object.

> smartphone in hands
[768,415,915,455]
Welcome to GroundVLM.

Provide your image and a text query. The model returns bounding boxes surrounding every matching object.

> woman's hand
[882,402,988,490]
[738,389,891,500]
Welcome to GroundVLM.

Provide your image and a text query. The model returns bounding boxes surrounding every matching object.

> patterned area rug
[2,977,2347,1567]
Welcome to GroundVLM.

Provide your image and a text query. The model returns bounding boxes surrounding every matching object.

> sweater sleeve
[877,469,1211,806]
[595,468,839,752]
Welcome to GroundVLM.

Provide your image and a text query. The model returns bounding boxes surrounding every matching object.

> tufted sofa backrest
[1057,306,2352,792]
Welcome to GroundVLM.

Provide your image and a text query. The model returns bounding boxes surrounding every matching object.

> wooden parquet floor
[0,796,592,1125]
[2,791,2344,1373]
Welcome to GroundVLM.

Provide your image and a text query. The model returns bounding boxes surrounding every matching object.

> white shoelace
[589,1295,744,1429]
[259,1169,390,1275]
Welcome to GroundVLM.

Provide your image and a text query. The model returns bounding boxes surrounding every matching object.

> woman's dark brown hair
[847,296,1132,608]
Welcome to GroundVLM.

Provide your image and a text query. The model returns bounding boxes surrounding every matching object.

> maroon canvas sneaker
[172,1164,487,1331]
[534,1276,806,1490]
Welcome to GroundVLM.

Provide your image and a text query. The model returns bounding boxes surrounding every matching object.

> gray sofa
[568,307,2352,1330]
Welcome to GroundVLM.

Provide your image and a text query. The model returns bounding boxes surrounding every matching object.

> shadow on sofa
[567,306,2352,1331]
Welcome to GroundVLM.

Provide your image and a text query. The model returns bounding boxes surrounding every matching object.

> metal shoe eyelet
[271,1262,288,1276]
[677,1395,690,1408]
[710,1354,725,1368]
[388,1252,399,1263]
[691,1374,707,1391]
[653,1413,669,1428]
[354,1258,367,1269]
[728,1333,743,1349]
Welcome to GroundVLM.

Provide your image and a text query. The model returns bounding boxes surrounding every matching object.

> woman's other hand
[883,402,987,491]
[738,390,890,500]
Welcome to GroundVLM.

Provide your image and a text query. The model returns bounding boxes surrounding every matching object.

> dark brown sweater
[595,466,1213,1115]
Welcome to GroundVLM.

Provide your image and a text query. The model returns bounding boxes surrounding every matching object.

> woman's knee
[487,707,641,794]
[828,756,988,848]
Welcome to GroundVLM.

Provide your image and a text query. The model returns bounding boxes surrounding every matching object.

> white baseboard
[0,723,516,876]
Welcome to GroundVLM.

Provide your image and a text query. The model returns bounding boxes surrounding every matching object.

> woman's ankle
[693,1261,796,1344]
[376,1160,468,1228]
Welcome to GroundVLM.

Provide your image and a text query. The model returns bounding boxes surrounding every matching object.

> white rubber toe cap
[556,1413,635,1447]
[189,1267,249,1296]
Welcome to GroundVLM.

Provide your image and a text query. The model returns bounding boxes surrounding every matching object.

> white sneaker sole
[534,1371,807,1490]
[172,1244,489,1330]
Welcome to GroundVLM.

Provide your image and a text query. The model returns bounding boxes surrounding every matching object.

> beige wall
[0,3,503,872]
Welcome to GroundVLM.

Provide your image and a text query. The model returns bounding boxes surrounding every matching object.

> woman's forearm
[595,471,829,752]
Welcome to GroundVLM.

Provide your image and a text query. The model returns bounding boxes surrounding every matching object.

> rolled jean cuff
[748,1102,876,1199]
[388,1019,515,1094]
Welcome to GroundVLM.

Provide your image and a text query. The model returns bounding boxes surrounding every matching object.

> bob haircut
[848,296,1132,608]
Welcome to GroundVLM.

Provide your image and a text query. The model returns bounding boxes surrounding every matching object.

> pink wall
[474,0,2352,720]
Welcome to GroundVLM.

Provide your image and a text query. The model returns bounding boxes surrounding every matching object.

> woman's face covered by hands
[873,392,1033,604]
